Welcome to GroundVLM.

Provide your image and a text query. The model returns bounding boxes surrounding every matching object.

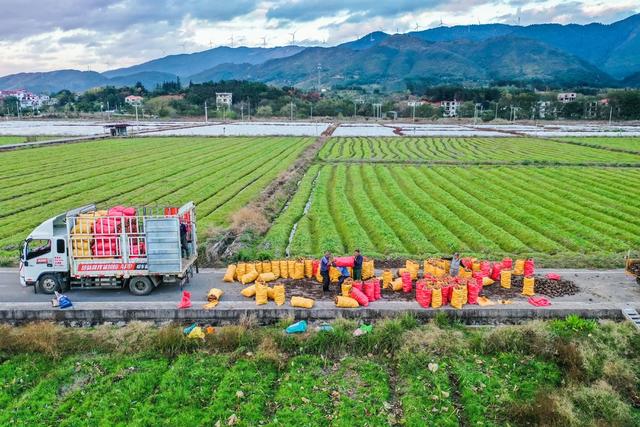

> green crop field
[0,136,28,145]
[1,317,638,426]
[263,163,640,264]
[318,137,640,164]
[561,136,640,153]
[0,136,313,260]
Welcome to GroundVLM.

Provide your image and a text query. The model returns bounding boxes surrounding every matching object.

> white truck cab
[19,203,198,295]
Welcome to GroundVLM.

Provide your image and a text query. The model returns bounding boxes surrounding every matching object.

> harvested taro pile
[511,275,580,298]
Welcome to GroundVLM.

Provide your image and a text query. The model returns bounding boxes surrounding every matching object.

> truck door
[145,218,182,273]
[53,238,68,272]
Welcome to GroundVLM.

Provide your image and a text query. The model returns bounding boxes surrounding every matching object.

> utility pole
[609,106,613,125]
[16,100,20,119]
[412,103,416,121]
[310,104,313,120]
[247,98,251,121]
[134,104,139,129]
[204,101,208,123]
[240,103,244,121]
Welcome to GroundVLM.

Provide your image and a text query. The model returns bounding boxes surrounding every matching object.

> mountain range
[1,13,639,93]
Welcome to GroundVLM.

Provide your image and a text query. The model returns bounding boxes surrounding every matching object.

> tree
[256,105,272,117]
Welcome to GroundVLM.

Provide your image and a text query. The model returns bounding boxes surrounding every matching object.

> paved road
[1,268,638,307]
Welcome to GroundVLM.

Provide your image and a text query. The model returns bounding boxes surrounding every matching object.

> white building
[441,100,460,117]
[0,89,52,109]
[215,92,232,109]
[537,101,553,119]
[557,92,577,103]
[125,95,144,106]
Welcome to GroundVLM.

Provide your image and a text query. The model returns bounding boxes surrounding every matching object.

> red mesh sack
[461,257,473,269]
[401,271,412,293]
[467,281,482,304]
[480,261,491,276]
[363,280,375,301]
[334,256,355,267]
[312,260,320,275]
[94,217,117,235]
[373,279,381,300]
[416,281,432,308]
[524,259,535,276]
[350,287,369,307]
[475,275,484,288]
[502,258,513,269]
[352,281,363,292]
[491,263,503,281]
[441,284,453,305]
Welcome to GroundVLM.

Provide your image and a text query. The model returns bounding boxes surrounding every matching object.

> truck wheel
[37,274,60,294]
[128,276,154,296]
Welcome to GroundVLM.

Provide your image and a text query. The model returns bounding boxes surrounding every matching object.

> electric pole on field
[609,106,613,125]
[240,102,244,121]
[134,104,139,129]
[247,98,251,121]
[310,104,313,120]
[204,101,208,123]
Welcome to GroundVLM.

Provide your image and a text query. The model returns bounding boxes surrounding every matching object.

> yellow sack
[304,259,313,278]
[262,261,272,274]
[335,295,359,308]
[291,296,314,309]
[482,277,495,286]
[255,262,263,274]
[459,268,472,279]
[462,285,468,305]
[522,276,535,296]
[72,241,91,257]
[223,265,236,282]
[382,270,393,289]
[255,282,268,305]
[477,296,495,306]
[406,260,419,280]
[513,259,525,276]
[392,278,403,292]
[451,286,465,309]
[423,260,432,276]
[207,288,223,303]
[292,261,305,280]
[246,263,257,274]
[472,261,480,272]
[341,279,353,297]
[259,272,277,283]
[431,288,443,308]
[236,263,247,281]
[271,261,281,278]
[287,260,296,278]
[280,260,289,278]
[241,270,259,285]
[501,270,512,289]
[316,270,323,283]
[241,285,256,298]
[398,267,408,277]
[187,326,205,339]
[267,287,274,300]
[362,259,375,280]
[273,284,285,306]
[329,266,341,283]
[433,267,445,278]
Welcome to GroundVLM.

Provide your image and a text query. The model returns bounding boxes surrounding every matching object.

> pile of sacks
[224,259,310,284]
[71,206,142,258]
[335,278,381,308]
[382,258,536,309]
[223,256,376,285]
[239,279,315,308]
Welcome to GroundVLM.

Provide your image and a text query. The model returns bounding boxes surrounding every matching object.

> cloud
[267,0,444,23]
[496,1,639,25]
[0,0,260,39]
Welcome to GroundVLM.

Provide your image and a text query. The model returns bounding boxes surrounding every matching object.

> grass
[561,136,640,153]
[0,136,314,259]
[0,136,28,145]
[1,317,639,426]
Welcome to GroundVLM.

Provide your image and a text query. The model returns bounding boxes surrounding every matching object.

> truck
[625,253,640,286]
[19,202,198,295]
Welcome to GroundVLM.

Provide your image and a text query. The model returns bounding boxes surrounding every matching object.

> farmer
[353,249,364,280]
[449,252,461,277]
[320,251,336,293]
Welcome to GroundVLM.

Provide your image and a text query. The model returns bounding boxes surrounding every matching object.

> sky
[1,0,638,76]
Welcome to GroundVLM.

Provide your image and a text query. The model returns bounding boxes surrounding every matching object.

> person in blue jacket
[320,251,336,292]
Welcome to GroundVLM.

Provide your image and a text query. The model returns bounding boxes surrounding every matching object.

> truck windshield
[24,239,51,260]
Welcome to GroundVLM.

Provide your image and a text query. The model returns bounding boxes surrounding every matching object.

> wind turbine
[414,22,421,31]
[261,36,267,48]
[289,30,297,45]
[229,35,234,48]
[209,40,213,48]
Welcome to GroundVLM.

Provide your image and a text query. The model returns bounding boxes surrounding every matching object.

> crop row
[560,136,640,153]
[0,352,560,426]
[0,137,313,257]
[266,164,640,259]
[318,137,640,164]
